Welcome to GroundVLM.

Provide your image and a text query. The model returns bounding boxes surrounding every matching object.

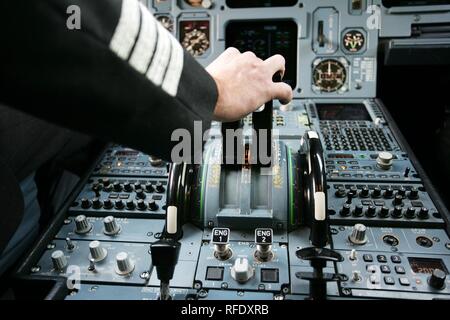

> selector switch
[103,216,121,235]
[212,228,232,260]
[383,188,394,199]
[123,182,133,192]
[51,250,67,271]
[428,269,446,290]
[92,197,102,209]
[366,205,377,218]
[103,199,113,209]
[335,187,346,198]
[392,206,403,219]
[376,152,393,170]
[74,215,92,234]
[254,228,273,262]
[137,199,147,211]
[359,186,370,198]
[379,206,390,218]
[115,252,135,275]
[349,224,368,245]
[418,207,430,220]
[405,207,416,219]
[155,182,165,193]
[89,240,107,262]
[408,187,419,200]
[340,204,352,217]
[148,199,159,211]
[372,187,382,198]
[145,182,154,193]
[231,257,254,283]
[353,205,364,217]
[80,198,91,209]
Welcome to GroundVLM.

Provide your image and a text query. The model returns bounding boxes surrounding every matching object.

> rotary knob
[92,197,102,209]
[371,187,382,198]
[393,194,403,206]
[103,199,113,209]
[397,187,406,197]
[366,205,377,218]
[340,204,351,217]
[103,216,121,235]
[80,198,91,209]
[148,199,159,211]
[418,207,429,219]
[408,187,419,200]
[405,207,416,219]
[230,257,254,283]
[379,206,390,218]
[145,182,154,193]
[89,240,107,262]
[353,205,364,217]
[123,182,133,192]
[51,250,67,271]
[335,187,346,198]
[155,182,165,193]
[133,182,142,191]
[100,178,110,187]
[428,269,446,290]
[149,156,163,167]
[115,252,135,275]
[349,224,368,245]
[136,189,146,200]
[392,206,403,218]
[113,181,122,192]
[74,215,92,234]
[126,200,136,210]
[137,199,147,211]
[383,187,394,199]
[349,186,358,197]
[115,199,125,209]
[376,152,393,170]
[359,186,370,198]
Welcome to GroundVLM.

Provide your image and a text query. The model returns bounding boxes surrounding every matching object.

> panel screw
[30,266,41,273]
[140,271,150,280]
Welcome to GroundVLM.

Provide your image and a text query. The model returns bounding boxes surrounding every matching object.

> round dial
[312,59,347,93]
[343,30,365,53]
[182,29,210,56]
[156,15,174,33]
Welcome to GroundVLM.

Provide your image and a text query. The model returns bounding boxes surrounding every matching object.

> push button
[377,255,387,263]
[206,267,224,281]
[391,255,402,263]
[399,277,410,286]
[395,266,406,274]
[380,265,391,274]
[384,276,395,285]
[261,268,279,283]
[363,254,373,262]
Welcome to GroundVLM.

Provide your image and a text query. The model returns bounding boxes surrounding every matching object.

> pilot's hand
[206,47,293,122]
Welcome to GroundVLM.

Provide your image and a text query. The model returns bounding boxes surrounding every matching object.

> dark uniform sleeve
[0,0,218,162]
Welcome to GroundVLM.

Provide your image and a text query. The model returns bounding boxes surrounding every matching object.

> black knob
[405,207,416,219]
[103,199,113,209]
[349,186,358,197]
[145,182,154,193]
[136,189,146,199]
[383,187,394,199]
[428,269,446,290]
[92,183,103,194]
[353,205,364,217]
[115,199,125,209]
[92,198,102,209]
[393,194,403,206]
[408,187,419,200]
[133,182,142,191]
[392,206,403,219]
[366,205,377,217]
[335,187,346,198]
[359,187,370,198]
[113,181,122,192]
[126,200,135,210]
[340,204,351,217]
[148,199,159,211]
[418,207,429,220]
[101,178,110,187]
[396,187,406,197]
[155,182,165,193]
[137,199,147,211]
[372,187,381,198]
[379,206,390,218]
[404,167,411,177]
[81,198,91,209]
[124,182,133,192]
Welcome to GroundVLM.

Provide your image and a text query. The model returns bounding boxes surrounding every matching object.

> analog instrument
[180,21,210,57]
[312,59,347,93]
[342,30,365,53]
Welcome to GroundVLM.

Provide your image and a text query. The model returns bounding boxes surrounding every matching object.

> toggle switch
[254,228,273,262]
[211,228,232,260]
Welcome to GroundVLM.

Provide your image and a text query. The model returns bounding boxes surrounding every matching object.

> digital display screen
[226,0,297,8]
[226,20,297,88]
[316,103,371,121]
[382,0,450,7]
[408,257,448,274]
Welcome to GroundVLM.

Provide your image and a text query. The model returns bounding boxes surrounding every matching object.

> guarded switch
[231,257,254,283]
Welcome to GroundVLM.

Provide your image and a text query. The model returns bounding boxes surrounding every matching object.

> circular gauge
[342,30,365,53]
[156,15,174,33]
[182,29,210,56]
[312,59,347,93]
